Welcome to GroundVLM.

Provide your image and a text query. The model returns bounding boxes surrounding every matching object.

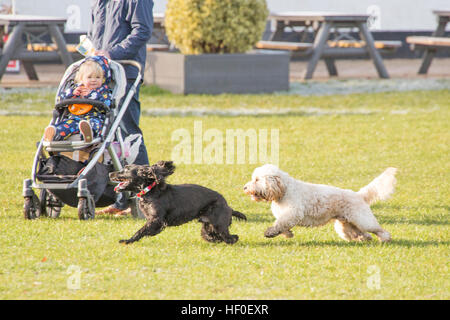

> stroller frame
[23,59,145,220]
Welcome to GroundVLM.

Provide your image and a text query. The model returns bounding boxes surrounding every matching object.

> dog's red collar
[137,181,157,198]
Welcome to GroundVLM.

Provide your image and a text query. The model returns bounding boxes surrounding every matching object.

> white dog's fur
[243,165,397,242]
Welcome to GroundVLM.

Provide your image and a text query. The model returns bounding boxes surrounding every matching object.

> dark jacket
[88,0,154,79]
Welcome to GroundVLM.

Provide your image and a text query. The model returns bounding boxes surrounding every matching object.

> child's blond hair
[75,60,104,84]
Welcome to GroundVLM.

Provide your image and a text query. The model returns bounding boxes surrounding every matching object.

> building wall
[1,0,449,32]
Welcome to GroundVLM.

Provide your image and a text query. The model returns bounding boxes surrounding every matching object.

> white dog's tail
[357,167,398,205]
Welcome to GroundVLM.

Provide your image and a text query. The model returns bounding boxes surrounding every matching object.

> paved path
[0,58,449,88]
[289,58,450,81]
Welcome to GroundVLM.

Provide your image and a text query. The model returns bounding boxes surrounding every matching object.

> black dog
[110,161,246,244]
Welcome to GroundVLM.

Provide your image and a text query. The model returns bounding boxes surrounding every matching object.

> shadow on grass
[10,213,448,227]
[374,204,449,226]
[241,238,449,248]
[372,203,450,210]
[378,216,450,226]
[247,205,450,225]
[246,214,450,226]
[246,215,274,223]
[4,215,139,222]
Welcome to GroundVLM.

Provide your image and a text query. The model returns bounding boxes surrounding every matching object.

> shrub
[165,0,268,54]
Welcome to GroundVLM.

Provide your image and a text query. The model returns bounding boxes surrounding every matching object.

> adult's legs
[100,80,149,212]
[119,81,149,165]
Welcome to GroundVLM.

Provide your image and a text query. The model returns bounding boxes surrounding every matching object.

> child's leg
[84,114,104,138]
[79,120,93,143]
[53,118,80,141]
[43,126,56,142]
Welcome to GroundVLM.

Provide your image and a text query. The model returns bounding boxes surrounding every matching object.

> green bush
[165,0,268,54]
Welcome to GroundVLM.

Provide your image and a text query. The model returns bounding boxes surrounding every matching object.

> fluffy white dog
[243,165,397,242]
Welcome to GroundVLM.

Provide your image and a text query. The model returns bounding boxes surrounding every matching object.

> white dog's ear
[264,175,286,201]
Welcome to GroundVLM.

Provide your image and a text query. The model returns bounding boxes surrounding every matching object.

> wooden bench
[406,36,450,49]
[26,43,78,53]
[0,43,81,78]
[256,40,401,53]
[406,36,450,74]
[146,44,170,52]
[328,40,402,52]
[26,43,172,54]
[255,40,313,52]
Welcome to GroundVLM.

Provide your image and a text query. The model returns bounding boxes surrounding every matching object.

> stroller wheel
[24,193,42,220]
[78,195,95,220]
[40,189,63,219]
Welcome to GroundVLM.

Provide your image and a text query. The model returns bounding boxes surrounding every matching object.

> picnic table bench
[260,11,401,79]
[0,14,73,81]
[406,10,450,74]
[257,39,401,53]
[256,40,313,52]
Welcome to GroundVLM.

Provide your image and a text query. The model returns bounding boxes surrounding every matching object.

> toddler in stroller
[43,55,112,143]
[23,58,146,220]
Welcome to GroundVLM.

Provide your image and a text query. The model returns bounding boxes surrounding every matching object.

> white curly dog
[243,165,397,242]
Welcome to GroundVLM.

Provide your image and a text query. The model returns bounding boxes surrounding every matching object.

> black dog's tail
[232,210,247,221]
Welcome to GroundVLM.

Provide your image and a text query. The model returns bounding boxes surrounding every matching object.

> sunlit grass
[0,89,448,299]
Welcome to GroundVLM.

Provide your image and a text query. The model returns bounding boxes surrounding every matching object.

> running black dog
[110,161,246,244]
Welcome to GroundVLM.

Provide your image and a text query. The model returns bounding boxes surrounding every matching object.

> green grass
[0,87,449,299]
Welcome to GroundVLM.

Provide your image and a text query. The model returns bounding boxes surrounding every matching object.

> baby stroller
[23,59,145,220]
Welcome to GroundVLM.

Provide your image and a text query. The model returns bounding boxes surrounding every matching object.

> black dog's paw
[225,235,239,244]
[264,227,281,238]
[119,239,132,245]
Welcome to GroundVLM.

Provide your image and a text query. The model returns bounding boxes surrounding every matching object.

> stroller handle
[55,98,110,113]
[117,60,142,74]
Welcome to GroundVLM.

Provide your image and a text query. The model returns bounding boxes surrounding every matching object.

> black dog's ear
[136,165,154,179]
[155,160,176,176]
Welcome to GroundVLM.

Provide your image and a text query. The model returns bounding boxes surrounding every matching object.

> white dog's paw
[264,226,281,238]
[282,230,294,238]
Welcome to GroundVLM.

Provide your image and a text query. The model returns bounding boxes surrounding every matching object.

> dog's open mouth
[113,181,130,193]
[110,173,131,193]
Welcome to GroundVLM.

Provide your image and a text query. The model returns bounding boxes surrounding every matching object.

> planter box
[144,51,290,94]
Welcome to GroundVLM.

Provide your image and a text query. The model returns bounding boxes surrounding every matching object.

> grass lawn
[0,87,448,299]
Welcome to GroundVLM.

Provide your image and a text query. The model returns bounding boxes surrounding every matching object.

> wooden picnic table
[154,12,164,27]
[267,11,391,79]
[0,14,73,81]
[151,13,168,44]
[412,10,450,74]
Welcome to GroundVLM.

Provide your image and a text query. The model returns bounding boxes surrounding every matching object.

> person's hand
[73,86,83,96]
[79,86,91,97]
[74,85,90,97]
[94,50,110,59]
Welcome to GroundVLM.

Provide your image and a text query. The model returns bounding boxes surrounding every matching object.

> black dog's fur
[110,161,246,244]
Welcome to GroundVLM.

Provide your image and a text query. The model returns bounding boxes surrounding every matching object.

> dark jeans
[114,80,149,209]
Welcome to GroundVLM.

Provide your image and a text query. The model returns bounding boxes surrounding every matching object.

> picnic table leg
[269,21,286,41]
[418,49,437,74]
[358,22,389,79]
[304,22,332,80]
[48,23,73,67]
[324,58,338,76]
[418,18,447,74]
[22,61,39,80]
[0,23,24,81]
